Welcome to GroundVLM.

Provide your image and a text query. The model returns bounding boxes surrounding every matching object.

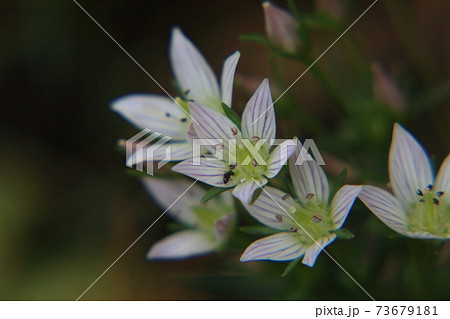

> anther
[251,159,258,167]
[180,118,188,123]
[231,127,238,135]
[165,112,171,117]
[289,227,298,233]
[436,191,444,197]
[427,184,433,191]
[416,189,423,196]
[252,136,260,142]
[311,214,322,224]
[433,198,440,205]
[419,198,425,203]
[282,194,290,201]
[275,214,283,222]
[306,193,315,200]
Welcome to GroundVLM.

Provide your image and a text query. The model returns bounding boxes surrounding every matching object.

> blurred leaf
[240,33,272,47]
[222,102,241,130]
[201,186,232,204]
[239,225,278,236]
[281,258,301,277]
[333,228,355,240]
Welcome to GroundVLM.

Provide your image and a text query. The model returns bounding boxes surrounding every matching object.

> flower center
[408,184,449,237]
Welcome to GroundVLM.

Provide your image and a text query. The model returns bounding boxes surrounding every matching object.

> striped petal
[330,185,362,229]
[111,94,189,140]
[242,186,295,230]
[405,231,446,239]
[358,185,409,235]
[214,212,235,242]
[289,140,329,204]
[389,123,433,205]
[240,232,305,262]
[301,234,336,267]
[127,141,192,166]
[232,177,268,204]
[434,153,450,199]
[172,156,238,188]
[147,230,216,260]
[241,79,276,142]
[141,178,203,226]
[220,51,240,107]
[265,139,296,178]
[170,28,221,109]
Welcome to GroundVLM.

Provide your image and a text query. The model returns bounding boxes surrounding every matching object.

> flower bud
[263,2,300,54]
[371,63,405,112]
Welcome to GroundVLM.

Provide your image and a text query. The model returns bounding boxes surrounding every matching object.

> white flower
[240,142,361,267]
[263,2,300,54]
[142,178,235,259]
[172,79,296,204]
[358,123,449,239]
[112,27,240,165]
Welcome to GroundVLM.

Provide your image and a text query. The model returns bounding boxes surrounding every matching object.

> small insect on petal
[231,127,239,135]
[311,214,322,224]
[275,214,283,222]
[306,193,315,200]
[282,194,290,201]
[289,227,298,233]
[229,163,237,170]
[223,170,234,184]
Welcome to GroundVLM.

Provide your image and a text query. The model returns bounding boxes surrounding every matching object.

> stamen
[229,163,237,170]
[252,136,260,142]
[426,184,433,191]
[311,214,322,223]
[180,118,188,123]
[433,198,440,205]
[282,194,290,201]
[416,189,423,196]
[289,227,298,233]
[184,89,190,95]
[251,159,258,167]
[436,191,444,197]
[275,214,283,222]
[231,127,238,135]
[306,193,315,200]
[165,112,171,117]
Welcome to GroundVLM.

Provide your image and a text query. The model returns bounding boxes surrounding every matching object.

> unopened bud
[371,63,405,112]
[263,2,300,54]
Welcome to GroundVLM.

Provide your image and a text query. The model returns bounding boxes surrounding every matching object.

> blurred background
[0,0,449,300]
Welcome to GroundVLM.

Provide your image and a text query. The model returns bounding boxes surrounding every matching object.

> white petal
[330,185,362,229]
[189,102,241,154]
[172,157,238,187]
[434,153,450,197]
[232,177,268,204]
[111,94,189,140]
[214,212,235,242]
[220,51,240,107]
[358,185,409,235]
[126,141,192,166]
[241,79,276,142]
[289,140,329,203]
[242,186,296,230]
[147,230,216,260]
[265,139,296,178]
[141,178,203,226]
[405,231,446,239]
[170,28,221,109]
[389,123,433,204]
[301,234,336,267]
[240,232,305,262]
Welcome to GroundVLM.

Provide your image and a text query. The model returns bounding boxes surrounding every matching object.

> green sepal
[239,225,278,236]
[201,186,233,204]
[221,102,241,130]
[249,187,263,205]
[239,33,272,47]
[333,228,355,240]
[281,258,301,277]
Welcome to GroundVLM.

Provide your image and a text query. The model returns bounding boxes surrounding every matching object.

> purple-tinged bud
[371,63,405,112]
[315,0,344,21]
[263,2,300,54]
